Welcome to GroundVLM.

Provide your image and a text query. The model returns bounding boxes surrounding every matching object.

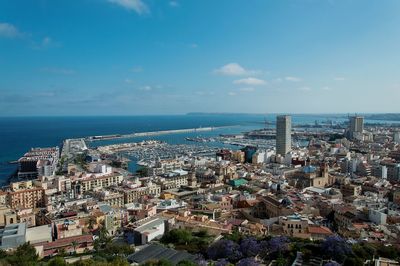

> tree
[58,248,67,257]
[260,236,289,260]
[71,241,79,254]
[136,166,149,177]
[343,256,363,266]
[88,217,96,230]
[103,242,135,256]
[176,260,197,266]
[6,242,39,266]
[239,237,261,257]
[161,229,192,245]
[275,256,288,266]
[142,259,173,266]
[352,243,375,261]
[47,256,68,266]
[206,239,243,262]
[193,229,209,238]
[320,236,352,263]
[236,257,260,266]
[224,228,242,243]
[215,258,231,266]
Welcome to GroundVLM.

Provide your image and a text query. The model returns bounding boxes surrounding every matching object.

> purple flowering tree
[240,237,261,257]
[215,258,230,266]
[260,236,290,260]
[194,254,208,266]
[237,257,260,266]
[207,239,243,262]
[320,235,352,263]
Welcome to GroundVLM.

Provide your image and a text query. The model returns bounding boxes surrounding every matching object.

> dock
[85,126,232,142]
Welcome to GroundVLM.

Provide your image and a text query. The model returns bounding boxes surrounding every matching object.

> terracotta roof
[352,223,369,229]
[308,226,333,235]
[42,234,93,250]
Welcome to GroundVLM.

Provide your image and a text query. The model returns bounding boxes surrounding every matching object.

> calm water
[0,113,386,184]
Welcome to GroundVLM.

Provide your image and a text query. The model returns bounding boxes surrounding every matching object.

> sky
[0,0,400,116]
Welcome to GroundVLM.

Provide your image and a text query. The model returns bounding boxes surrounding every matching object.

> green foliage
[46,257,68,266]
[352,243,376,261]
[73,153,88,169]
[375,244,400,260]
[161,229,192,245]
[343,256,364,266]
[176,260,197,266]
[160,228,212,254]
[141,259,173,266]
[136,166,149,177]
[5,242,39,266]
[223,228,243,243]
[275,256,288,266]
[102,242,135,256]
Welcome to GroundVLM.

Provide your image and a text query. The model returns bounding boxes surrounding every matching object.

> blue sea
[0,113,389,185]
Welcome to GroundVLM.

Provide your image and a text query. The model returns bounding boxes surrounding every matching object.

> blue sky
[0,0,400,116]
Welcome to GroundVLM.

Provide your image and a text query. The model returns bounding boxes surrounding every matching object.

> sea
[0,113,393,185]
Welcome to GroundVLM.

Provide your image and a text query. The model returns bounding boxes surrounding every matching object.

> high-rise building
[349,116,364,139]
[276,115,292,156]
[393,131,400,143]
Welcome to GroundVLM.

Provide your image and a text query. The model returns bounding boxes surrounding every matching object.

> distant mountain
[186,112,265,116]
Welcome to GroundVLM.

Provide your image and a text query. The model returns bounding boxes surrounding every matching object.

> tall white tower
[276,115,292,156]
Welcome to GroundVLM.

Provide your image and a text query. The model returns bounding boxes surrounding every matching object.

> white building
[276,115,292,156]
[368,208,387,225]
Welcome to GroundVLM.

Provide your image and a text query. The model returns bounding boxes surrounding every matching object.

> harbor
[85,126,235,142]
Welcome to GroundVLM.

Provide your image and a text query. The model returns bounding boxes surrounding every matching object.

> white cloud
[190,43,198,48]
[108,0,149,14]
[169,1,179,7]
[334,77,345,81]
[40,67,75,75]
[131,66,143,72]
[239,87,255,92]
[298,86,311,91]
[228,92,237,96]
[322,86,331,91]
[0,22,23,38]
[233,77,266,86]
[214,63,260,76]
[125,78,134,84]
[285,76,302,82]
[139,85,152,91]
[196,91,214,96]
[42,36,52,46]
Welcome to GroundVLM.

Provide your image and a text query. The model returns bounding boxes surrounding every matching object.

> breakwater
[85,126,233,141]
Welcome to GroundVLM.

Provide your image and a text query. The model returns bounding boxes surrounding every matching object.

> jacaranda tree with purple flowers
[260,236,290,260]
[206,239,243,262]
[236,257,260,266]
[320,235,352,263]
[239,237,261,257]
[215,258,231,266]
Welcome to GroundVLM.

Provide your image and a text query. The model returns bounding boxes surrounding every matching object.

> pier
[85,126,232,142]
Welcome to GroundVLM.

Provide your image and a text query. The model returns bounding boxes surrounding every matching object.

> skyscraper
[276,115,292,156]
[349,116,364,139]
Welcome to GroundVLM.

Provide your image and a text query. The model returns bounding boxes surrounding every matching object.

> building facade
[276,115,292,156]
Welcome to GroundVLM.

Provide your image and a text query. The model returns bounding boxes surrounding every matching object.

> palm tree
[88,217,96,230]
[71,241,78,254]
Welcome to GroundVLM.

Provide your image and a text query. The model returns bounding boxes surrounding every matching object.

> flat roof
[128,244,195,264]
